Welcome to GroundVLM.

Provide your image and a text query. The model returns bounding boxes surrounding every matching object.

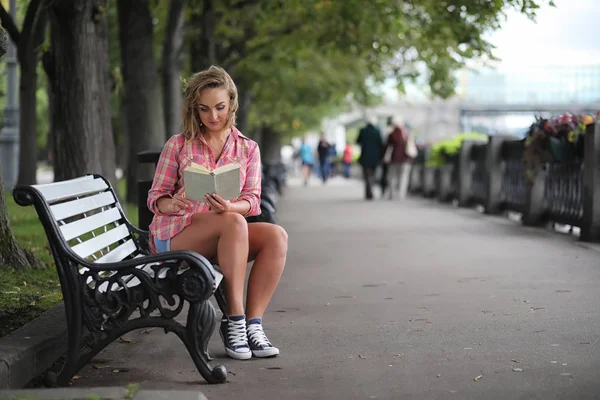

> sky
[486,0,600,70]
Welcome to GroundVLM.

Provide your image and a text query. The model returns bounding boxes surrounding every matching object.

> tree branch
[20,0,46,50]
[0,4,21,47]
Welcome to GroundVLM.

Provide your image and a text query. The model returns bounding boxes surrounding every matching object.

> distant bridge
[460,102,600,116]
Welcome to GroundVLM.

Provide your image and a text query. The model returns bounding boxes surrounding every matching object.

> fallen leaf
[512,368,524,372]
[511,359,520,363]
[474,374,483,382]
[23,281,27,287]
[358,354,366,359]
[141,328,155,334]
[71,375,83,380]
[118,337,134,343]
[112,369,120,373]
[92,364,111,369]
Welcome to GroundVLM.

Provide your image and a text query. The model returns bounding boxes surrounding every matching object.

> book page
[186,162,210,174]
[213,163,239,174]
[183,168,216,202]
[214,164,242,200]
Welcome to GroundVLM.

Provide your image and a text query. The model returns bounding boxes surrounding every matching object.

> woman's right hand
[159,187,191,214]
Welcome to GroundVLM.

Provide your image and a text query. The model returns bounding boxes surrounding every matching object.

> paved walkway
[72,177,600,399]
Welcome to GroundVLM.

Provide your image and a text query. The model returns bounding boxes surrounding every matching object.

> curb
[0,303,67,389]
[0,387,209,399]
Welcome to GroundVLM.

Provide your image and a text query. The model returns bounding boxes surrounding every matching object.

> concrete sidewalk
[69,178,600,399]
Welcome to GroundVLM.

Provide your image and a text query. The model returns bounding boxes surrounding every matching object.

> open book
[183,162,241,202]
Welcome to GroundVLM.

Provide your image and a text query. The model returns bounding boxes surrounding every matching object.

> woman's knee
[222,212,249,236]
[270,225,288,257]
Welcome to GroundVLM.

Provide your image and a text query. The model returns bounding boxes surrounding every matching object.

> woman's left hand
[205,193,232,214]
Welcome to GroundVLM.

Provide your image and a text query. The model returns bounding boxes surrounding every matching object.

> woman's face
[198,87,230,133]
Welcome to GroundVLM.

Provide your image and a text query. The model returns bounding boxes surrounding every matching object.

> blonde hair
[182,65,238,141]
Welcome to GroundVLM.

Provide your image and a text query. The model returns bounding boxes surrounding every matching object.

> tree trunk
[0,27,6,58]
[48,0,118,192]
[236,86,252,134]
[0,165,45,269]
[259,126,282,164]
[161,0,185,138]
[190,0,217,72]
[42,47,66,181]
[118,0,166,204]
[17,15,46,185]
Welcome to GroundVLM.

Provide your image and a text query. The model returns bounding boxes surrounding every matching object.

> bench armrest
[75,250,218,303]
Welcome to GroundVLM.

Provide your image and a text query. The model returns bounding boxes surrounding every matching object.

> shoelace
[247,323,271,347]
[227,319,249,348]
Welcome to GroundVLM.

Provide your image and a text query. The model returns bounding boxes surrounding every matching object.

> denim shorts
[153,238,171,253]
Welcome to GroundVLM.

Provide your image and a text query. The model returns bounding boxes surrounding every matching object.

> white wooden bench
[13,174,228,385]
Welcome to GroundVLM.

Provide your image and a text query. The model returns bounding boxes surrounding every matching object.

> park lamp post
[0,0,19,190]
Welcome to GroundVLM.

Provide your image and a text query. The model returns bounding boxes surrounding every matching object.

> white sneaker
[219,317,252,360]
[247,319,279,358]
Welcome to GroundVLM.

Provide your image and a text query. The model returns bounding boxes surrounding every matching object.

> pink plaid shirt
[147,127,261,253]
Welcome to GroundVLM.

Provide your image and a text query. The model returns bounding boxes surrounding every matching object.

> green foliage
[426,132,488,167]
[190,0,553,137]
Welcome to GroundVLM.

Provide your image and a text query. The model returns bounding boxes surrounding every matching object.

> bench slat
[71,224,131,259]
[96,239,138,263]
[34,175,93,190]
[50,191,116,221]
[35,177,109,204]
[60,208,122,241]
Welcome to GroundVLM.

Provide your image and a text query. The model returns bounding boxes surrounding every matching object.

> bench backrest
[13,175,143,274]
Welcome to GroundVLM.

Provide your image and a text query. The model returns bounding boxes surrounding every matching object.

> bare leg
[245,223,288,319]
[302,164,310,185]
[170,211,249,316]
[399,162,412,200]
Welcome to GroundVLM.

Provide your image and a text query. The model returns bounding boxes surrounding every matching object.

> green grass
[1,179,139,337]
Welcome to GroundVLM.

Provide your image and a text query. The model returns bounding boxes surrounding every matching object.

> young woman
[147,66,288,360]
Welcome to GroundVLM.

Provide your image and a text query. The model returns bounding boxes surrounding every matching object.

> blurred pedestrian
[384,116,417,199]
[342,143,353,178]
[317,133,332,184]
[356,118,384,200]
[297,136,314,186]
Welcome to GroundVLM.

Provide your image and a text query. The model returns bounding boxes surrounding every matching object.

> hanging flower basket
[523,113,597,181]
